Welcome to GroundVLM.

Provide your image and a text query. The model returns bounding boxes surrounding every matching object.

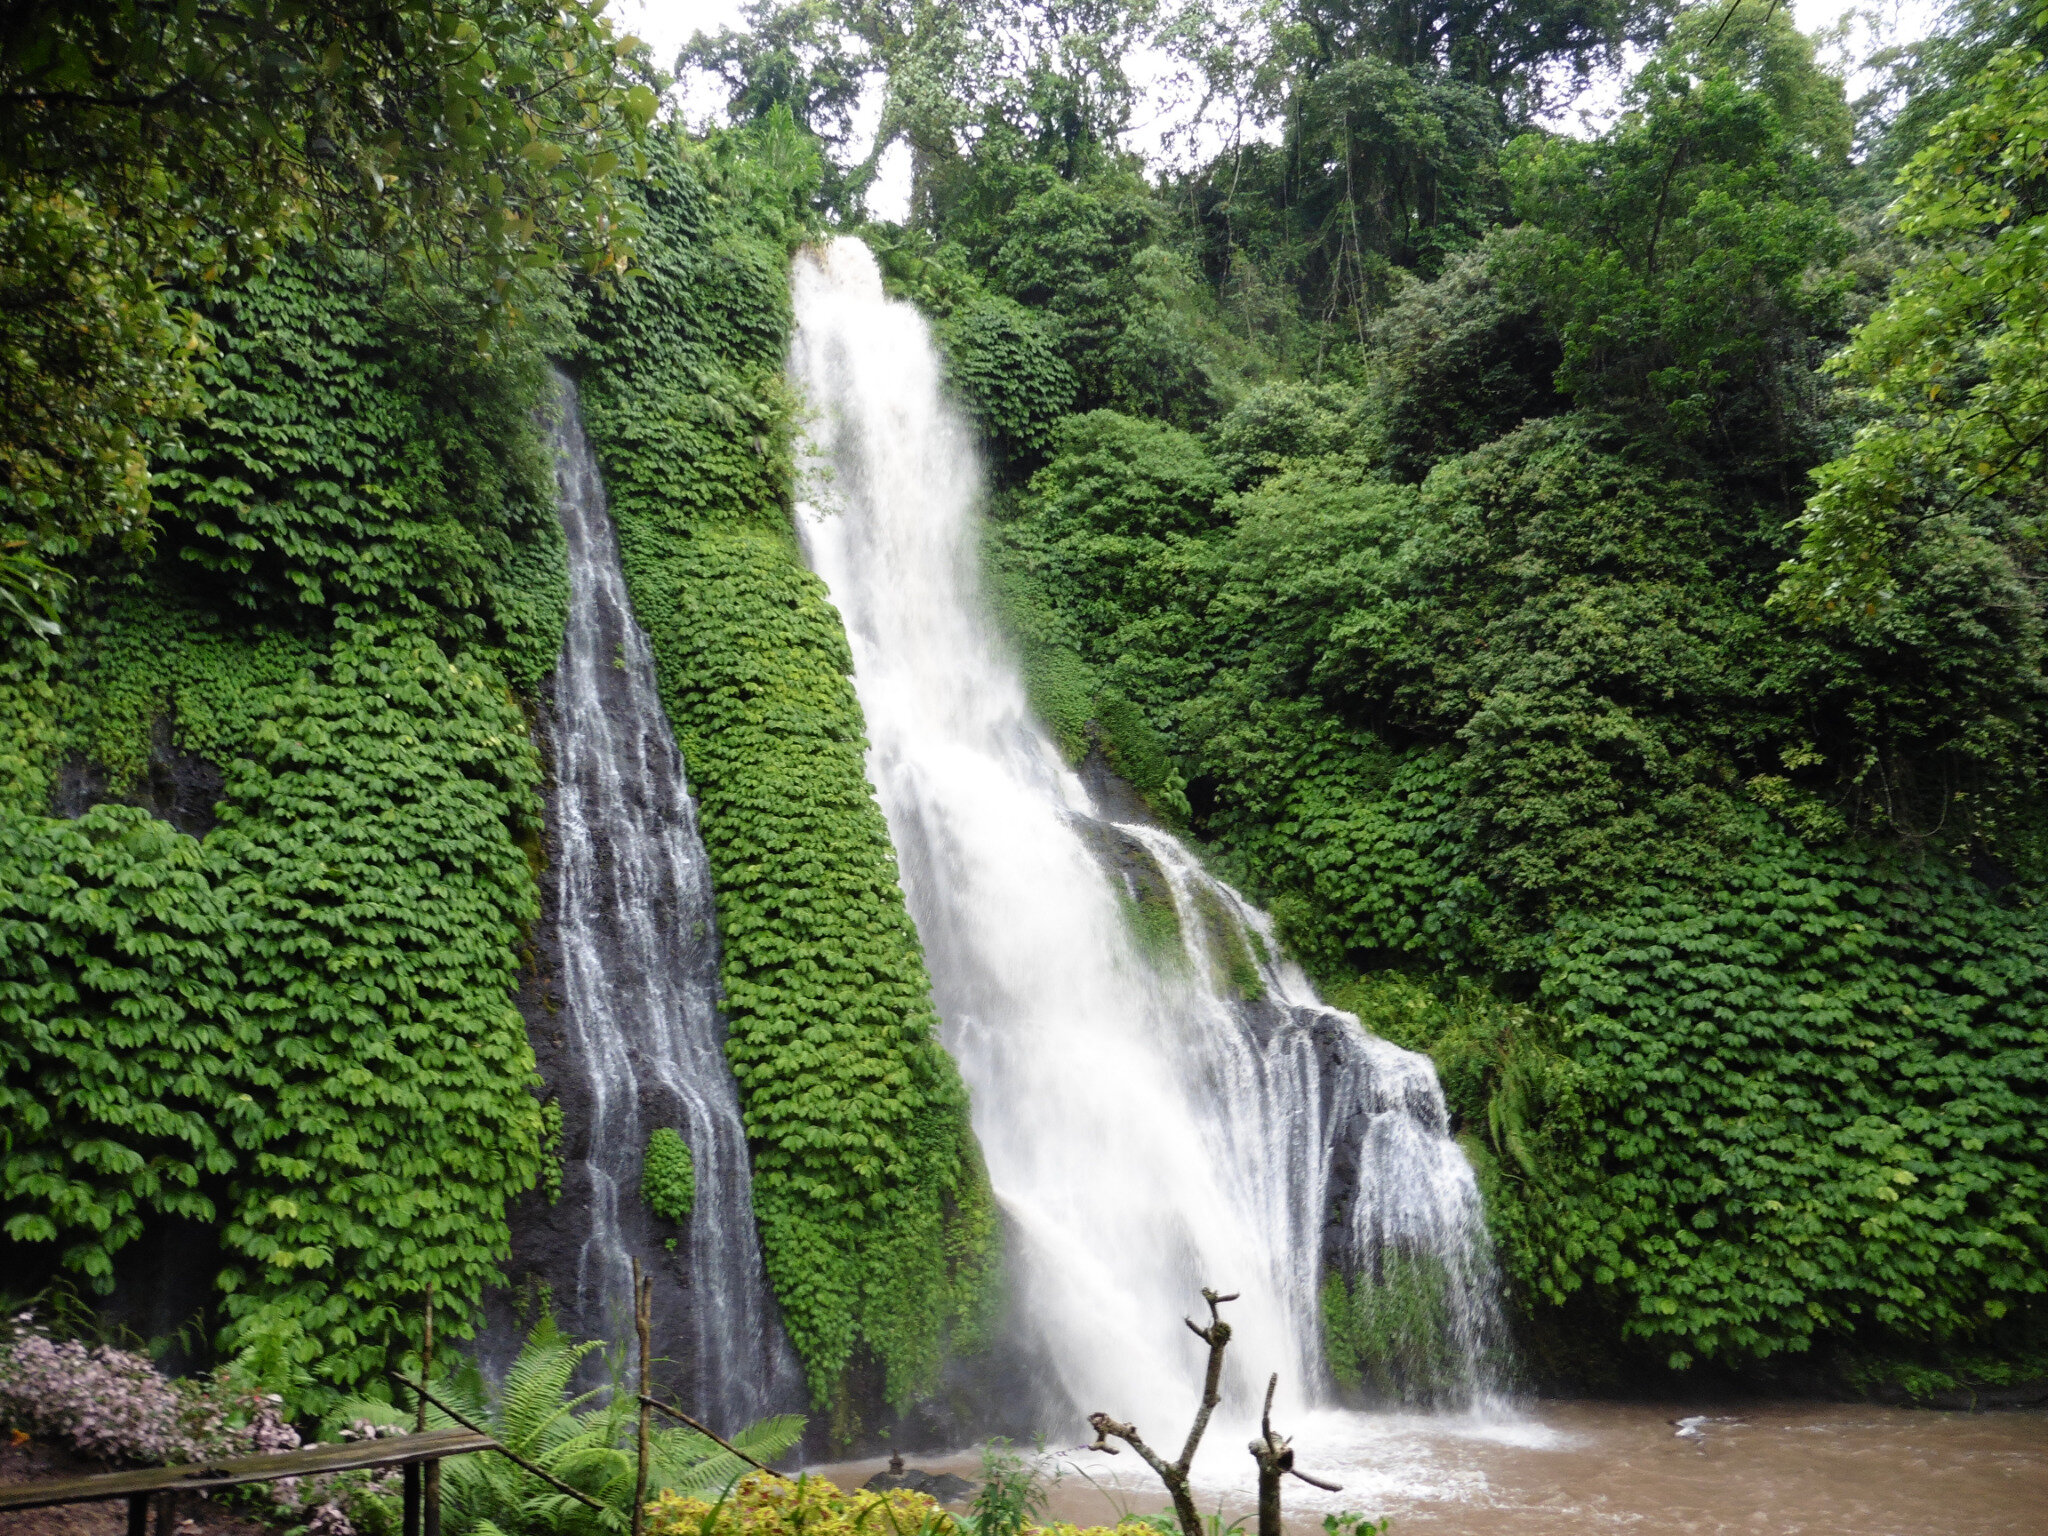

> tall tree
[0,1,654,626]
[1780,10,2048,615]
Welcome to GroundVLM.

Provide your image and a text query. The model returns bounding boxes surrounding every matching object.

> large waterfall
[787,240,1504,1440]
[541,378,802,1423]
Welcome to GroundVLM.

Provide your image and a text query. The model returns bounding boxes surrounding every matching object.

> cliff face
[571,142,1001,1437]
[0,129,1004,1438]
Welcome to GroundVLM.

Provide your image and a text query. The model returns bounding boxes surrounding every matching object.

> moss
[1190,882,1264,1001]
[1321,1253,1463,1405]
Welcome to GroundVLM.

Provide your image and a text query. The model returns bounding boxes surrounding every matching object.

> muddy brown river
[813,1401,2047,1535]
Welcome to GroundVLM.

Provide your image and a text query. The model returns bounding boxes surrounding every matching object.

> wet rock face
[1074,746,1163,830]
[484,679,789,1420]
[53,718,224,837]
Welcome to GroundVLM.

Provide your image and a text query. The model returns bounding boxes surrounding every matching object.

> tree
[1280,0,1665,122]
[681,0,875,208]
[1779,19,2048,616]
[1500,0,1852,468]
[0,1,655,625]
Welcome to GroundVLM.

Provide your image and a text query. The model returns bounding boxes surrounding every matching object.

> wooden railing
[0,1428,496,1536]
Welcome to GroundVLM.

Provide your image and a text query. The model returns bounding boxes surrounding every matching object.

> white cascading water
[787,239,1504,1447]
[546,377,803,1423]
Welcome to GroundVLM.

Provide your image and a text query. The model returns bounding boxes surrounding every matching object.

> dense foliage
[6,0,2048,1433]
[575,124,999,1412]
[689,0,2048,1391]
[0,225,569,1410]
[642,1128,696,1228]
[0,0,652,630]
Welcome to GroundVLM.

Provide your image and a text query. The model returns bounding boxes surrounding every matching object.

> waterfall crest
[542,376,802,1422]
[787,240,1504,1436]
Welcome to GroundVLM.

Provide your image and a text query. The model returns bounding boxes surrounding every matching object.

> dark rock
[53,718,224,837]
[1075,745,1162,828]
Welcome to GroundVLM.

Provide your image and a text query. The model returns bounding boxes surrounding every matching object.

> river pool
[812,1400,2047,1535]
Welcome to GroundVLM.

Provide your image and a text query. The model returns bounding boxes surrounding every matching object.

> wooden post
[126,1494,148,1536]
[154,1492,178,1536]
[1245,1369,1341,1536]
[404,1289,429,1536]
[1086,1288,1238,1536]
[423,1288,442,1536]
[632,1260,652,1536]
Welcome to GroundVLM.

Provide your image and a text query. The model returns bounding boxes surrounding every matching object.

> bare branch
[1087,1287,1239,1536]
[1248,1374,1341,1536]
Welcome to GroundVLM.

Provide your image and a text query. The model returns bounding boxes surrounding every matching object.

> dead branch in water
[1247,1373,1341,1536]
[1084,1288,1237,1536]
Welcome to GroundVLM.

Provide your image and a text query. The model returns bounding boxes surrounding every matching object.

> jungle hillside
[1,0,2046,1435]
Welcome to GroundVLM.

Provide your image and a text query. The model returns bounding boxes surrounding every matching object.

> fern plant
[331,1319,803,1536]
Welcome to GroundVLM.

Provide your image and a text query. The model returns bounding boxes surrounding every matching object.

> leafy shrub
[0,1313,354,1528]
[1364,238,1563,483]
[1206,381,1363,491]
[649,1475,958,1536]
[1,1315,241,1464]
[941,297,1076,475]
[969,1438,1047,1536]
[646,1470,1133,1536]
[978,170,1156,410]
[643,1129,696,1225]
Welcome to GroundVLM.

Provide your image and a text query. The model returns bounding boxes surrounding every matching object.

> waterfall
[787,240,1504,1437]
[543,376,803,1423]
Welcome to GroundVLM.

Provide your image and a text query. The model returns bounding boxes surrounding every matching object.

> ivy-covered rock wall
[574,125,999,1415]
[0,248,567,1412]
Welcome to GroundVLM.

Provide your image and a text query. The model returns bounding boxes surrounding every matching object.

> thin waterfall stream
[540,375,802,1422]
[786,239,1506,1452]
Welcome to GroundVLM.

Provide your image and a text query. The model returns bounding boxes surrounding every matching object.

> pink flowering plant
[0,1312,372,1536]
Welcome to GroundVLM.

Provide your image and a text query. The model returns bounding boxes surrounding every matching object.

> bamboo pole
[637,1398,780,1478]
[423,1288,442,1536]
[404,1290,427,1536]
[632,1261,652,1536]
[393,1376,604,1512]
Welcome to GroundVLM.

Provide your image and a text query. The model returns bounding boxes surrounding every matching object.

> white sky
[606,0,1946,222]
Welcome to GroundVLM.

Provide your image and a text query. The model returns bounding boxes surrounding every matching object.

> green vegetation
[2,622,555,1409]
[1321,1253,1464,1405]
[575,126,999,1412]
[336,1317,805,1536]
[0,5,610,1411]
[642,1129,696,1230]
[1,3,998,1423]
[684,0,2048,1389]
[1,0,652,626]
[5,0,2048,1434]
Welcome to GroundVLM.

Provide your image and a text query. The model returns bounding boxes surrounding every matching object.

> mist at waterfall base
[787,236,1507,1480]
[489,378,802,1421]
